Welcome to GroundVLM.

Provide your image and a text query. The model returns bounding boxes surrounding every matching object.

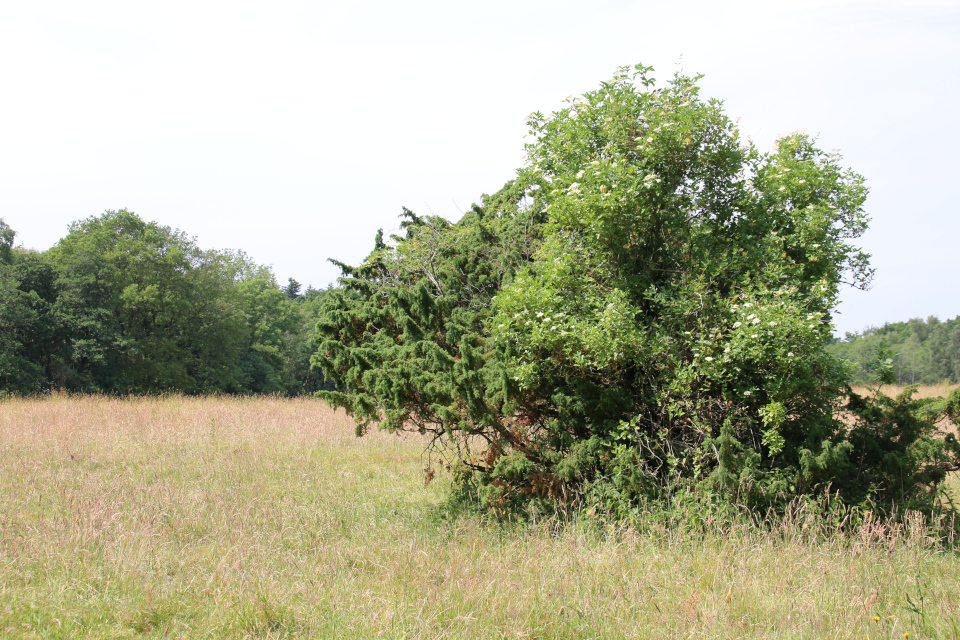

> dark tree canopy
[0,218,14,264]
[284,278,303,300]
[0,210,326,396]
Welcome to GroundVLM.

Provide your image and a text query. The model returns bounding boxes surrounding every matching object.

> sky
[0,0,957,337]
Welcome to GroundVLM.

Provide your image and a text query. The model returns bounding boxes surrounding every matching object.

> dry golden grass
[1,395,959,639]
[849,382,960,402]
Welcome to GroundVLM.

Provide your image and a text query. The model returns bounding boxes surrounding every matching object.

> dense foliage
[829,316,960,385]
[0,211,329,395]
[315,65,960,514]
[314,182,545,437]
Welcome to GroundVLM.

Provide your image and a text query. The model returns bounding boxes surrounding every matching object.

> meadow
[1,393,959,639]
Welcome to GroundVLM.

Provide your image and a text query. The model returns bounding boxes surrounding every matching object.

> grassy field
[1,395,959,639]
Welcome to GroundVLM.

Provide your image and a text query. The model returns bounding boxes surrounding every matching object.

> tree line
[828,316,960,385]
[0,210,330,396]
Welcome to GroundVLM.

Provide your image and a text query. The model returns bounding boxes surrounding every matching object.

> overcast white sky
[0,0,957,336]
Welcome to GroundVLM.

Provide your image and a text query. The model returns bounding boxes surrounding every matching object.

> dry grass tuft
[1,394,959,639]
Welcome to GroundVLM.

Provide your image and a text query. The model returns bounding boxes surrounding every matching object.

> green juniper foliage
[315,65,960,515]
[314,182,545,440]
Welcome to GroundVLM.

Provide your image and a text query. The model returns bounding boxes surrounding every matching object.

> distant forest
[828,316,960,385]
[0,211,331,395]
